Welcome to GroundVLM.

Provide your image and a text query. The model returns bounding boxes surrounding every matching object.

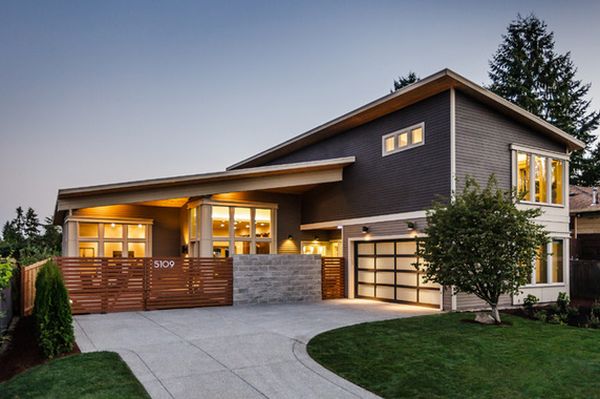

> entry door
[355,239,440,307]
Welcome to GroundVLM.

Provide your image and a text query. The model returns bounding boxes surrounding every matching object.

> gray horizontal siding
[263,92,451,224]
[455,90,567,192]
[456,293,512,310]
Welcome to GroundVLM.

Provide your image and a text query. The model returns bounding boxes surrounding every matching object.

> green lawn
[307,313,600,399]
[0,352,149,399]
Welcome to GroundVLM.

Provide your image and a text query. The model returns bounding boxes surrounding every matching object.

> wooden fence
[321,257,345,299]
[570,260,600,300]
[21,259,49,316]
[54,257,233,315]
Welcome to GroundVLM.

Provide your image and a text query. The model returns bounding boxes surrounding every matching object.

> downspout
[450,87,457,311]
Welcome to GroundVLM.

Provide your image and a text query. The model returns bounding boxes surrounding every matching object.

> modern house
[53,69,584,310]
[570,185,600,259]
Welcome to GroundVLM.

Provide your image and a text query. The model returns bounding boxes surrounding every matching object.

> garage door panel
[357,243,374,255]
[358,271,374,284]
[376,242,395,255]
[377,272,395,285]
[357,284,374,297]
[396,241,417,255]
[396,257,417,270]
[396,272,418,286]
[376,286,394,300]
[375,257,394,270]
[396,287,418,302]
[419,289,441,305]
[358,257,375,269]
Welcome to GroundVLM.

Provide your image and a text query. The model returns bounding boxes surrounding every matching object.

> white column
[66,220,78,257]
[199,204,213,257]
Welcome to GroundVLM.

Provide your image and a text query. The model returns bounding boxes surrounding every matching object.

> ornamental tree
[416,176,548,324]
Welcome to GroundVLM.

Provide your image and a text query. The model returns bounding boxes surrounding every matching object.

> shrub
[589,301,600,328]
[533,310,547,322]
[33,261,74,358]
[556,292,570,314]
[523,294,539,317]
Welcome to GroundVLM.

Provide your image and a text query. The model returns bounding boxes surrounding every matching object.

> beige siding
[576,216,600,235]
[456,293,512,310]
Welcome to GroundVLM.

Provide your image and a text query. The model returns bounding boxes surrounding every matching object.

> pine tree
[392,71,420,92]
[489,14,600,185]
[24,207,41,241]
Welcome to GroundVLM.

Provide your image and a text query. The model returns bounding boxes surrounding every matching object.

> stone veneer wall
[233,254,322,305]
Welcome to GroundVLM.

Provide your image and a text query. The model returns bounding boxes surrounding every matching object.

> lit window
[535,245,548,284]
[104,223,123,239]
[128,224,145,239]
[382,122,425,156]
[234,208,251,238]
[104,242,123,258]
[552,240,563,283]
[411,127,423,144]
[384,136,395,152]
[128,242,145,257]
[256,242,270,254]
[79,242,98,257]
[213,241,229,258]
[514,150,564,205]
[190,208,197,239]
[212,206,230,237]
[534,156,547,203]
[551,159,563,205]
[398,132,408,147]
[234,241,251,254]
[79,223,98,238]
[255,209,271,238]
[517,152,531,201]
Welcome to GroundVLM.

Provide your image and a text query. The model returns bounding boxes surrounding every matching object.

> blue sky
[1,0,599,227]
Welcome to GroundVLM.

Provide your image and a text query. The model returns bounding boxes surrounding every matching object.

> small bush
[556,292,570,313]
[523,294,539,317]
[33,261,74,358]
[533,310,547,322]
[589,301,600,328]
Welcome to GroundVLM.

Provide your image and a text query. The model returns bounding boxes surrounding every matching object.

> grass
[307,313,600,399]
[0,351,150,399]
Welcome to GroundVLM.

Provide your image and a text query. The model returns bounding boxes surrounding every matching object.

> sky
[1,0,600,229]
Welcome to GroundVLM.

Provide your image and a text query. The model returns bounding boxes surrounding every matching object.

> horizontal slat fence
[21,259,49,316]
[570,260,600,300]
[322,257,345,299]
[54,257,233,314]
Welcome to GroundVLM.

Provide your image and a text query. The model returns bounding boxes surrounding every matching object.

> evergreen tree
[24,207,41,241]
[391,71,420,92]
[489,13,600,185]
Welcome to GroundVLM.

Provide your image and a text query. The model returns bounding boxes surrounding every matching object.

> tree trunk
[490,304,501,324]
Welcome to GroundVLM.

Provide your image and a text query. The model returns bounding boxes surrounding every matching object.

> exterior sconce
[287,234,293,240]
[313,236,319,242]
[181,244,189,254]
[362,226,369,234]
[407,221,417,231]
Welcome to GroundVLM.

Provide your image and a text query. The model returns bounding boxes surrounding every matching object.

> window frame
[382,122,426,157]
[525,237,567,287]
[72,217,152,258]
[511,144,568,207]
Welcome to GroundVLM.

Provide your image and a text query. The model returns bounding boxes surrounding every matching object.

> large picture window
[515,150,565,205]
[77,220,151,258]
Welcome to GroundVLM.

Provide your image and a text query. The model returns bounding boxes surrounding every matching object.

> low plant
[33,261,74,358]
[589,301,600,328]
[523,294,539,317]
[0,257,15,325]
[533,310,547,322]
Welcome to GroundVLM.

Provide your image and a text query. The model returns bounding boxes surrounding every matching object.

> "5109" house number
[153,260,175,269]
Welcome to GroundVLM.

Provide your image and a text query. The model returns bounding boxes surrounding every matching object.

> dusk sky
[1,0,599,228]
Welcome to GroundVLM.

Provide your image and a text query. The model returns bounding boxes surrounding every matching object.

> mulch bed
[0,316,80,383]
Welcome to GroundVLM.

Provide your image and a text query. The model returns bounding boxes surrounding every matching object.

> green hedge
[33,260,74,358]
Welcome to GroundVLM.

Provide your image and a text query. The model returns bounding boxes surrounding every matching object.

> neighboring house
[570,185,600,259]
[53,69,584,310]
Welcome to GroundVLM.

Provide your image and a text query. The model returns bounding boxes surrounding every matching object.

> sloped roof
[570,185,600,214]
[228,69,585,170]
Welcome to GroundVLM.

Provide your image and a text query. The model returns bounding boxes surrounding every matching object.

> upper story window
[515,147,566,206]
[382,122,425,156]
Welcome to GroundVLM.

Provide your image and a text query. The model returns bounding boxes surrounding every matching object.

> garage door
[355,239,440,307]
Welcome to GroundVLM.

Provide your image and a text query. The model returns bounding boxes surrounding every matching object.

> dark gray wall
[455,90,567,192]
[263,92,452,224]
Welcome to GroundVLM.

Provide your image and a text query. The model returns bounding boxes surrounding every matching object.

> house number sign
[153,260,176,269]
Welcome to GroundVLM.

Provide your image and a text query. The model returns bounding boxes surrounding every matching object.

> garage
[355,239,441,307]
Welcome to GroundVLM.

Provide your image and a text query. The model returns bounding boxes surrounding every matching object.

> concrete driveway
[74,299,437,399]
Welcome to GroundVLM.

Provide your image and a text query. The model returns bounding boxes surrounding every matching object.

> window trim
[523,238,566,287]
[382,122,425,157]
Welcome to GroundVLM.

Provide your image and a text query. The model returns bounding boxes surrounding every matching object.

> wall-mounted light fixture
[313,236,319,242]
[361,226,369,234]
[287,234,293,240]
[181,244,189,255]
[337,225,343,230]
[407,221,417,231]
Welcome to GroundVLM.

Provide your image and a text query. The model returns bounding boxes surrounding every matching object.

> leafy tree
[391,71,420,92]
[0,208,61,262]
[416,176,548,324]
[489,13,600,185]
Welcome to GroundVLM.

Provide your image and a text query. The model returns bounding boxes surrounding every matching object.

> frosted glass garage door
[355,239,440,307]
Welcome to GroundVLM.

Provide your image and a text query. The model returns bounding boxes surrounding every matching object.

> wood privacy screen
[321,257,345,299]
[570,260,600,300]
[21,259,48,316]
[54,257,233,315]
